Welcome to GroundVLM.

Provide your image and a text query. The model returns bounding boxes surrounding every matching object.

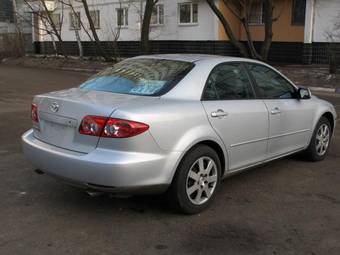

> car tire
[304,117,332,161]
[167,145,222,214]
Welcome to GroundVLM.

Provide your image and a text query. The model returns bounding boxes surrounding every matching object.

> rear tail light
[31,103,39,123]
[79,116,149,138]
[79,116,107,136]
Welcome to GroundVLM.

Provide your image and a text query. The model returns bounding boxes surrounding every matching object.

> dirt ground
[0,65,339,255]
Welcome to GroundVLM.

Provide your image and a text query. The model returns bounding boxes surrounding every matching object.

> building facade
[0,0,33,55]
[31,0,340,64]
[0,0,15,33]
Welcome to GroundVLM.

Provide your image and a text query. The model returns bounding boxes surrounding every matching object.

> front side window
[89,10,100,29]
[151,4,164,25]
[247,64,296,99]
[117,8,128,27]
[179,3,198,24]
[292,0,306,25]
[202,63,254,100]
[80,58,194,96]
[69,12,81,30]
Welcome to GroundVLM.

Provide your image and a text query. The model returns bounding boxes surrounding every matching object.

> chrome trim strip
[230,137,267,148]
[39,112,78,128]
[269,129,311,139]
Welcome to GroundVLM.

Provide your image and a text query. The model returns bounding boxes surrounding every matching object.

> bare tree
[22,0,68,57]
[206,0,282,61]
[11,0,25,56]
[324,13,340,74]
[39,0,68,57]
[141,0,158,54]
[81,0,111,61]
[59,0,84,58]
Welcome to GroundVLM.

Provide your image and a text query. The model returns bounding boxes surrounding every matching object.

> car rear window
[80,58,194,96]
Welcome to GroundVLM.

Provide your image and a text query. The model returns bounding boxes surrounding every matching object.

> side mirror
[298,87,311,100]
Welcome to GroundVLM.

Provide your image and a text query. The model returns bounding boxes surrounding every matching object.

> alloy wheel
[315,124,330,156]
[186,156,218,205]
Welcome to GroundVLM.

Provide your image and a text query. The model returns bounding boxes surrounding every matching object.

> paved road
[0,65,339,255]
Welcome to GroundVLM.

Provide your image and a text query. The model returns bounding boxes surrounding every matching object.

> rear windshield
[80,58,194,96]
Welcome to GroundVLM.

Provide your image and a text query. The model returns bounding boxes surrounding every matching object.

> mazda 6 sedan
[22,54,337,214]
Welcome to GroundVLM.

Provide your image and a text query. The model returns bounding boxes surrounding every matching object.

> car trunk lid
[33,88,142,153]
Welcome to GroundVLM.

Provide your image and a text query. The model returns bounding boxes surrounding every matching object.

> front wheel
[167,145,221,214]
[305,117,332,161]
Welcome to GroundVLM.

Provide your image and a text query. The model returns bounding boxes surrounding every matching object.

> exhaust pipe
[86,190,104,197]
[34,169,45,175]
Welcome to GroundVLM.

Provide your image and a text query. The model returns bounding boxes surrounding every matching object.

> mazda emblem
[50,102,59,113]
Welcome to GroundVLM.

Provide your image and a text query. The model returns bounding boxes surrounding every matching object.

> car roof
[132,54,264,64]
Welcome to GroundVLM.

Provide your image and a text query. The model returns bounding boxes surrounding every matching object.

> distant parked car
[22,54,337,214]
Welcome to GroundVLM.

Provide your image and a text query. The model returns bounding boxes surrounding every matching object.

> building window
[69,12,81,30]
[50,13,61,30]
[151,4,164,26]
[178,3,198,25]
[89,10,100,29]
[292,0,306,25]
[249,1,265,25]
[0,0,14,23]
[116,8,128,27]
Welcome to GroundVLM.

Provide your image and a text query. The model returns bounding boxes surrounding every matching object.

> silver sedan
[22,54,337,214]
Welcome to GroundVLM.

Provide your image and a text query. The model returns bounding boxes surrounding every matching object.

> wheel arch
[321,111,335,134]
[170,138,229,184]
[307,110,336,148]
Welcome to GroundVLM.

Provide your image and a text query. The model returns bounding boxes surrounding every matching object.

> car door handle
[211,109,228,118]
[270,107,281,115]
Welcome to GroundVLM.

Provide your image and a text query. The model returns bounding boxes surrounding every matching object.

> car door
[247,63,314,158]
[201,62,269,171]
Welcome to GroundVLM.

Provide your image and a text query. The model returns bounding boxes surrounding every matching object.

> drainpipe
[303,0,316,64]
[139,0,143,40]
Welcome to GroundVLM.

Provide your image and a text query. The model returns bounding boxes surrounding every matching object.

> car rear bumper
[22,129,180,194]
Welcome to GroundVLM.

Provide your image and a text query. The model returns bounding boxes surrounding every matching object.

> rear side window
[80,58,194,96]
[202,63,255,100]
[247,64,296,99]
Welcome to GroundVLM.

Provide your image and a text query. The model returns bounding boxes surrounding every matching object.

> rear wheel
[167,145,221,214]
[305,117,332,161]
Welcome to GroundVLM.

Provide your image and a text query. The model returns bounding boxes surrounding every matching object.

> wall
[312,0,340,43]
[218,0,304,42]
[38,0,218,42]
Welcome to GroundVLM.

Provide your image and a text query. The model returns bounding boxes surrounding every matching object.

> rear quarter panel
[110,99,228,173]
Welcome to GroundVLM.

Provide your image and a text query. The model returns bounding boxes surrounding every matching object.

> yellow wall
[218,1,241,41]
[218,0,304,42]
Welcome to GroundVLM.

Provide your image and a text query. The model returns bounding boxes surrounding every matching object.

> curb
[59,67,99,73]
[309,87,337,93]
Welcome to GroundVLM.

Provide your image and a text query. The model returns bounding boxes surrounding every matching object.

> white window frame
[178,2,198,26]
[116,8,129,28]
[150,4,164,26]
[248,2,264,25]
[69,11,81,30]
[89,10,100,29]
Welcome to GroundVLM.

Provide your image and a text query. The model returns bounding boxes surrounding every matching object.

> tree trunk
[68,0,83,59]
[141,0,157,54]
[241,18,262,59]
[206,0,248,57]
[12,0,24,56]
[261,0,274,61]
[329,45,337,74]
[81,0,111,62]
